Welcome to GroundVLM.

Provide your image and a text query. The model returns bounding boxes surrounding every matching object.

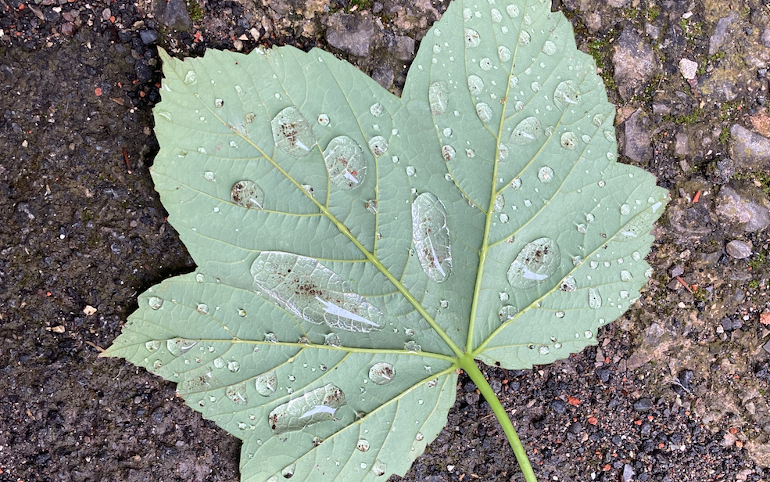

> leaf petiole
[458,356,538,482]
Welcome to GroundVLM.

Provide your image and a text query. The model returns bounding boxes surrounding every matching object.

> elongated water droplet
[281,463,295,478]
[412,192,452,283]
[368,136,389,157]
[560,131,578,150]
[271,106,317,158]
[538,166,554,183]
[510,117,542,145]
[493,193,505,212]
[588,287,602,309]
[499,305,518,322]
[507,238,562,289]
[251,252,384,332]
[231,180,264,210]
[269,383,346,434]
[371,459,386,477]
[465,28,481,48]
[167,338,197,356]
[368,362,395,385]
[404,341,421,352]
[429,81,449,115]
[554,80,579,107]
[255,370,277,397]
[476,102,493,123]
[467,75,485,96]
[156,110,173,122]
[148,296,163,310]
[323,135,366,190]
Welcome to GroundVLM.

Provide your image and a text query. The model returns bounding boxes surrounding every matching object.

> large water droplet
[271,106,317,158]
[507,238,562,289]
[368,136,389,157]
[269,383,346,434]
[231,180,265,210]
[560,131,578,150]
[167,338,197,356]
[476,102,493,123]
[588,287,602,309]
[323,135,367,191]
[255,370,277,397]
[429,81,449,115]
[553,80,579,107]
[467,75,485,96]
[371,459,386,477]
[412,192,452,283]
[464,28,481,48]
[538,166,554,183]
[499,305,518,322]
[148,296,163,310]
[368,362,395,385]
[510,117,542,145]
[251,252,384,332]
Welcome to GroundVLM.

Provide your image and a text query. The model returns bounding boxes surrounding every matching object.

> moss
[719,126,730,144]
[186,0,203,22]
[731,170,770,197]
[587,32,618,91]
[679,18,704,44]
[329,0,374,13]
[663,109,702,125]
[748,280,760,290]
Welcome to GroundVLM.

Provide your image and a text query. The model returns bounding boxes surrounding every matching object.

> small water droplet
[264,332,278,343]
[213,357,226,369]
[620,290,630,299]
[592,114,604,126]
[467,75,484,96]
[416,432,425,441]
[145,340,161,351]
[497,143,509,162]
[317,114,330,126]
[584,330,593,339]
[500,213,509,223]
[197,303,209,315]
[370,102,384,117]
[553,80,579,107]
[406,166,416,176]
[442,145,456,162]
[498,305,518,322]
[357,439,370,452]
[510,117,542,145]
[323,135,367,190]
[559,275,577,292]
[148,296,163,310]
[555,311,565,319]
[464,28,481,48]
[167,338,198,356]
[498,46,512,62]
[480,57,493,70]
[271,106,317,158]
[371,459,386,477]
[231,180,265,210]
[561,131,578,150]
[405,328,416,336]
[404,341,421,352]
[531,81,542,92]
[507,4,520,17]
[183,70,197,85]
[511,178,522,189]
[598,180,606,188]
[586,213,596,223]
[632,251,642,261]
[620,204,631,215]
[518,30,531,45]
[539,346,550,355]
[198,147,208,155]
[542,40,557,55]
[538,166,554,183]
[507,238,561,289]
[368,136,389,157]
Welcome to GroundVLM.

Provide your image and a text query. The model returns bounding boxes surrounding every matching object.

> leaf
[103,0,668,480]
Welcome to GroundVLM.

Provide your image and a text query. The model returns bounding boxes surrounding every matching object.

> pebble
[709,13,738,55]
[568,421,582,434]
[623,108,653,162]
[679,58,698,80]
[613,28,656,100]
[139,29,158,45]
[725,240,752,259]
[325,13,376,57]
[729,124,770,172]
[622,464,635,482]
[633,398,654,412]
[550,399,567,414]
[715,184,770,232]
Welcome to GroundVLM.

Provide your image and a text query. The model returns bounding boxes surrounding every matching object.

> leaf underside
[103,0,668,480]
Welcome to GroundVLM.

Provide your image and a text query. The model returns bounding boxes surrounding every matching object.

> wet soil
[1,0,769,481]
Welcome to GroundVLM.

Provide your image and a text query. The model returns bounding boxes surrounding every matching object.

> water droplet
[197,303,209,315]
[499,305,518,322]
[586,213,596,223]
[598,180,606,188]
[539,346,550,355]
[592,114,604,126]
[213,357,226,369]
[507,238,562,289]
[269,383,346,434]
[632,251,642,261]
[581,134,592,144]
[254,370,277,397]
[464,28,481,48]
[499,292,510,302]
[511,178,522,189]
[198,147,208,155]
[620,290,630,299]
[271,106,317,158]
[356,439,370,452]
[553,80,579,107]
[620,204,631,215]
[183,70,197,85]
[518,30,531,45]
[365,200,377,214]
[559,275,577,292]
[555,311,565,319]
[371,459,386,477]
[480,58,493,70]
[317,114,330,126]
[405,328,416,336]
[404,341,421,352]
[541,40,557,55]
[507,4,520,17]
[584,330,593,339]
[231,180,265,210]
[531,81,542,92]
[429,81,449,115]
[245,112,256,124]
[252,253,384,332]
[561,131,578,149]
[156,110,173,122]
[416,432,425,441]
[406,166,416,176]
[510,117,542,145]
[498,46,512,62]
[323,135,367,190]
[441,145,456,162]
[148,296,163,310]
[442,128,453,138]
[538,166,554,183]
[588,288,602,309]
[227,360,240,372]
[524,199,532,207]
[500,213,509,223]
[281,463,295,478]
[368,362,395,385]
[368,136,389,157]
[463,7,473,20]
[412,192,452,283]
[145,340,161,351]
[467,75,484,96]
[476,102,493,123]
[166,338,197,356]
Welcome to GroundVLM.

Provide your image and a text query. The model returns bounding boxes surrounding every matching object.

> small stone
[726,240,752,259]
[391,35,415,61]
[709,13,738,55]
[140,29,159,45]
[550,399,567,414]
[763,28,770,48]
[760,310,770,325]
[83,305,97,316]
[61,22,74,36]
[155,0,192,31]
[623,108,653,162]
[715,184,770,233]
[622,464,635,482]
[674,131,690,157]
[372,65,394,89]
[568,421,582,433]
[730,124,770,172]
[633,398,654,412]
[613,28,656,100]
[679,58,698,80]
[326,13,376,57]
[764,340,770,354]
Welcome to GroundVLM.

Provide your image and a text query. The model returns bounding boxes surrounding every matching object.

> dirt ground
[1,0,769,481]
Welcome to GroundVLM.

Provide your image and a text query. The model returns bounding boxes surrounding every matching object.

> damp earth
[1,0,769,481]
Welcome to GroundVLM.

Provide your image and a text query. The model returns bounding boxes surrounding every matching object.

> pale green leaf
[103,0,668,480]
